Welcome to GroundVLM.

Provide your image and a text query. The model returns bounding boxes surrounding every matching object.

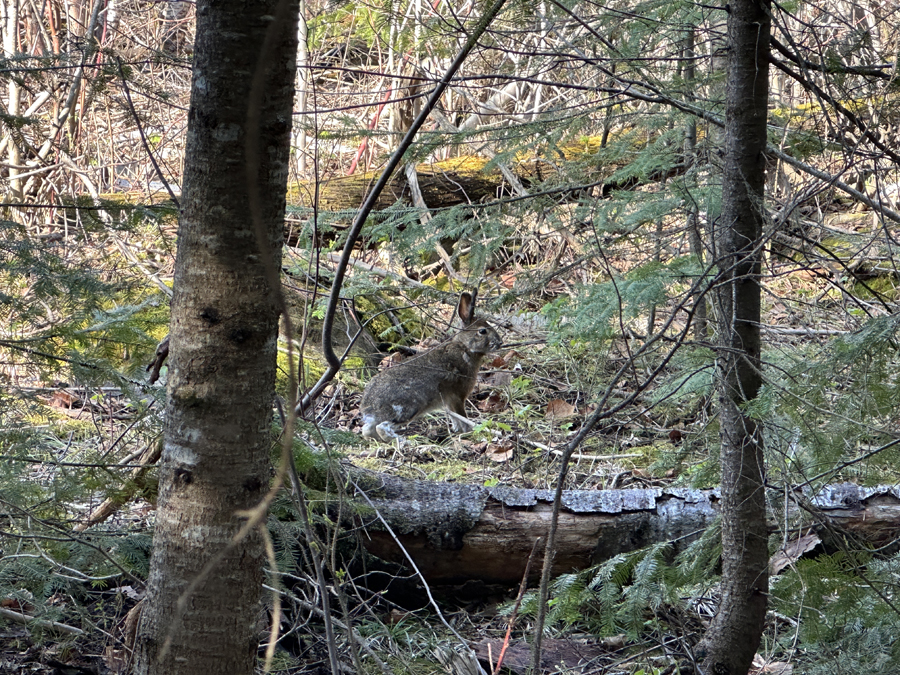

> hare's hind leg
[361,414,401,442]
[444,395,475,433]
[447,410,476,433]
[375,420,401,442]
[374,421,406,460]
[361,414,379,440]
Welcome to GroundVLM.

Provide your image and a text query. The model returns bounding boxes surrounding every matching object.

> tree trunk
[133,1,298,673]
[702,0,771,673]
[3,0,22,199]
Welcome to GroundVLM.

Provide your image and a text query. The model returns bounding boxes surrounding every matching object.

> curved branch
[297,0,510,414]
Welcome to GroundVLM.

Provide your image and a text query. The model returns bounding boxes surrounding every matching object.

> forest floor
[1,202,887,675]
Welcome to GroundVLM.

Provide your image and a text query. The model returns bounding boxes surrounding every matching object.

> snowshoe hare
[360,291,502,441]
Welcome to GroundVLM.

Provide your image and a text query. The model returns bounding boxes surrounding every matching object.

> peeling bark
[350,475,899,588]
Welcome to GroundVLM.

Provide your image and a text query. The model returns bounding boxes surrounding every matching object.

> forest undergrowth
[3,190,899,675]
[3,0,900,672]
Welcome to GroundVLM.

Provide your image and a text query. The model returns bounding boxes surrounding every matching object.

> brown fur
[360,292,501,441]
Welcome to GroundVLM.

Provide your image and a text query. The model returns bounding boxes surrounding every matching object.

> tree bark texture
[133,2,298,674]
[703,1,771,673]
[351,476,900,590]
[355,477,718,588]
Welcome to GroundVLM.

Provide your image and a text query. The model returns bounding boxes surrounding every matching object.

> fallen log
[282,149,690,247]
[350,474,900,587]
[352,473,718,587]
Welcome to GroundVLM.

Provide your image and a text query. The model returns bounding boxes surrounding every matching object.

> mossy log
[284,151,689,246]
[288,157,505,217]
[351,473,719,588]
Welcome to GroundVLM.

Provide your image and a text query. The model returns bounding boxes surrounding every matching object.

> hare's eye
[479,328,487,335]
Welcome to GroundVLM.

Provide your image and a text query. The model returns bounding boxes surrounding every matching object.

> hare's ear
[456,290,477,326]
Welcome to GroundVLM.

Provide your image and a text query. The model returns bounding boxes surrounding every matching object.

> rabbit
[360,291,502,442]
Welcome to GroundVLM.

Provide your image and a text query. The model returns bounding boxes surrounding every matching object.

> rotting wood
[350,475,900,586]
[287,157,502,223]
[351,472,720,585]
[68,447,900,590]
[282,145,688,248]
[286,155,688,224]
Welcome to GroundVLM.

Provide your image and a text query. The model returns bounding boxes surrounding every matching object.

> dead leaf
[764,663,793,675]
[503,349,522,363]
[388,609,412,624]
[1,597,32,612]
[545,279,567,296]
[486,443,514,462]
[380,352,406,368]
[491,355,507,368]
[599,634,627,650]
[417,337,441,350]
[113,585,142,601]
[546,399,576,419]
[769,533,821,575]
[103,646,130,674]
[478,391,506,413]
[49,390,79,408]
[122,600,143,654]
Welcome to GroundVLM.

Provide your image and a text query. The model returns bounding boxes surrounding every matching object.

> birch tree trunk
[701,0,771,673]
[2,0,21,199]
[133,1,299,673]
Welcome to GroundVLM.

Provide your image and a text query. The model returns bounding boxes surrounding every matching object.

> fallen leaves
[485,442,515,462]
[481,371,512,388]
[492,349,522,368]
[752,654,793,675]
[478,391,506,413]
[545,398,576,419]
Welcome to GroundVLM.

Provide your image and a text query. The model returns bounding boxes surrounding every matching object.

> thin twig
[0,607,84,635]
[116,58,181,207]
[262,583,393,675]
[492,538,540,675]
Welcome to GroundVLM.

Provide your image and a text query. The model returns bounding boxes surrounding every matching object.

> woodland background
[1,0,900,673]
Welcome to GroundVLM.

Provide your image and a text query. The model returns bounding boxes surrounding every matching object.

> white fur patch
[377,421,399,440]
